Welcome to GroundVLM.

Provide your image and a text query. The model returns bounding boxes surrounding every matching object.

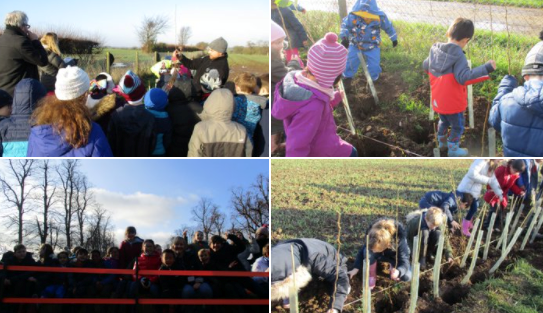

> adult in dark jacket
[419,190,473,230]
[177,37,230,101]
[165,77,200,157]
[0,78,46,157]
[38,32,66,92]
[0,11,48,96]
[271,238,350,313]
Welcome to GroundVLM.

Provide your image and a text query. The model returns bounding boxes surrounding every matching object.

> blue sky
[0,159,269,249]
[0,0,269,47]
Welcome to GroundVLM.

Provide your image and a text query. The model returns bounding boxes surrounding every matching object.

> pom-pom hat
[306,32,348,88]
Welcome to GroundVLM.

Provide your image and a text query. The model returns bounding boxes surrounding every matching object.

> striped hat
[307,32,348,88]
[117,70,146,104]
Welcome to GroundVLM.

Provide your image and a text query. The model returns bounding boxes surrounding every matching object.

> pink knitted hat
[307,32,348,88]
[271,20,286,42]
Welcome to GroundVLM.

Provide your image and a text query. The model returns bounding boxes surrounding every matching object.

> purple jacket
[271,71,353,157]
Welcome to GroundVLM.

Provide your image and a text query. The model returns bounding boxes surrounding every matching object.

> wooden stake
[462,229,484,285]
[461,218,480,268]
[483,212,496,261]
[357,52,379,105]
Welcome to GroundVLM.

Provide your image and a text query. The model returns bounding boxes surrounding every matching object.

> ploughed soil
[271,229,543,313]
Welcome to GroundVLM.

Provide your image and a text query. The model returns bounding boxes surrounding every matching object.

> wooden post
[289,245,299,313]
[460,218,480,268]
[467,60,474,128]
[338,0,348,20]
[357,52,379,105]
[462,229,484,284]
[135,51,139,75]
[106,51,111,74]
[483,212,496,260]
[488,128,496,157]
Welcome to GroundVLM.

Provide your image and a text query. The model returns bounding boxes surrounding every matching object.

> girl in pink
[272,32,357,157]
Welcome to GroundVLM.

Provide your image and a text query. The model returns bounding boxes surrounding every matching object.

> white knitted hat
[55,66,90,100]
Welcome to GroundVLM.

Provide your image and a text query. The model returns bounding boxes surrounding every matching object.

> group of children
[0,225,270,313]
[0,33,270,157]
[271,159,542,313]
[271,0,543,157]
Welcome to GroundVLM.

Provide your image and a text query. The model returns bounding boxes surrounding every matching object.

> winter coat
[147,109,172,156]
[423,42,494,114]
[0,78,46,156]
[516,159,539,199]
[251,256,269,284]
[165,78,200,157]
[107,104,156,157]
[339,0,397,51]
[457,160,502,199]
[188,89,252,157]
[405,210,453,260]
[271,56,301,134]
[0,25,48,96]
[232,94,266,143]
[27,122,113,157]
[119,237,144,269]
[210,234,246,272]
[133,253,161,284]
[420,191,458,228]
[88,93,126,136]
[484,165,522,207]
[100,257,120,286]
[271,238,349,311]
[69,259,96,288]
[179,54,229,99]
[271,7,308,49]
[489,75,543,157]
[4,252,37,284]
[37,256,60,286]
[253,99,269,157]
[353,219,410,278]
[159,263,186,294]
[272,71,354,157]
[38,50,66,92]
[187,241,209,253]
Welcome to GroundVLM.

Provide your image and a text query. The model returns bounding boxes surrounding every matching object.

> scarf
[295,71,335,100]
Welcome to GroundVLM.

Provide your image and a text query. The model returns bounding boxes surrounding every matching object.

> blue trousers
[437,112,465,143]
[456,190,479,220]
[344,46,381,81]
[181,283,213,298]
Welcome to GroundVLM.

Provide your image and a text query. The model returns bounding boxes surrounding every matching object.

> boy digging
[423,17,496,157]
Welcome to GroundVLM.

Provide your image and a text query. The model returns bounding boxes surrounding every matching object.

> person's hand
[489,60,497,70]
[451,220,461,230]
[392,40,398,48]
[193,282,201,290]
[302,40,308,47]
[341,37,349,49]
[519,191,526,197]
[28,277,37,282]
[27,30,38,41]
[390,268,400,281]
[228,260,238,268]
[347,268,359,279]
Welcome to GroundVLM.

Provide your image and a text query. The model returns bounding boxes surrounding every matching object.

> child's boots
[448,141,469,157]
[462,218,473,237]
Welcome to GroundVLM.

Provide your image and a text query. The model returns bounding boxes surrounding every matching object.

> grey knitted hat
[522,41,543,76]
[209,37,228,54]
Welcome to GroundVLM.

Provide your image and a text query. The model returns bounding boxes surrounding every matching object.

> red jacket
[119,237,143,269]
[484,166,522,207]
[133,252,162,283]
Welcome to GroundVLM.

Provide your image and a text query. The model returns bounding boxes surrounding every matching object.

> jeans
[438,112,465,143]
[181,282,213,298]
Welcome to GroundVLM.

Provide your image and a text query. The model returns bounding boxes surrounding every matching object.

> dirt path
[304,0,543,37]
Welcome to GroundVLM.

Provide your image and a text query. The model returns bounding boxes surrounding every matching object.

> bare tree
[34,160,58,245]
[48,218,62,251]
[0,160,36,244]
[85,205,115,253]
[57,160,79,250]
[178,26,192,47]
[136,15,169,52]
[191,198,217,241]
[230,174,269,235]
[74,175,94,247]
[210,206,225,237]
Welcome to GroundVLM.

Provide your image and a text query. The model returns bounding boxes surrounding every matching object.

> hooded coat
[419,191,458,228]
[119,237,144,269]
[0,78,46,156]
[88,93,126,136]
[483,165,522,207]
[272,71,353,157]
[107,104,156,157]
[423,43,494,114]
[232,94,267,144]
[0,25,48,96]
[271,238,349,312]
[180,54,229,99]
[457,159,503,199]
[188,89,252,157]
[271,6,308,49]
[489,75,543,157]
[405,210,453,260]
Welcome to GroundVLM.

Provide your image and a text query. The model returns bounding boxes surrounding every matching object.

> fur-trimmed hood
[87,94,118,121]
[271,265,312,301]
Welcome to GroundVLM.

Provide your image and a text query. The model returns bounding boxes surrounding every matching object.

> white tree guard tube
[461,218,480,268]
[521,206,542,250]
[508,204,525,243]
[467,60,474,129]
[490,227,523,274]
[501,211,513,256]
[289,245,299,313]
[483,212,497,261]
[357,52,379,106]
[462,229,484,285]
[429,91,434,120]
[408,263,420,313]
[433,227,445,297]
[488,128,496,157]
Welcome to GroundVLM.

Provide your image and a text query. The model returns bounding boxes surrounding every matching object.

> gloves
[392,40,398,48]
[341,37,349,49]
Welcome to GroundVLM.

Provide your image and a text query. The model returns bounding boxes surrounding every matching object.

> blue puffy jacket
[0,79,46,157]
[340,0,397,51]
[27,122,113,157]
[489,75,543,157]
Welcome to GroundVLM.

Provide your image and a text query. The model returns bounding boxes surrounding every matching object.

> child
[419,190,474,230]
[483,160,526,231]
[42,251,69,298]
[271,0,308,62]
[176,37,229,101]
[272,32,357,157]
[69,248,96,298]
[348,219,411,287]
[185,230,209,253]
[251,244,269,286]
[119,226,144,269]
[423,18,496,156]
[4,244,38,298]
[144,88,172,157]
[340,0,397,83]
[0,78,46,157]
[232,73,266,144]
[155,245,162,255]
[457,160,503,236]
[108,70,155,157]
[159,249,185,298]
[270,21,302,154]
[406,208,453,270]
[489,42,543,157]
[170,236,195,270]
[86,72,125,135]
[130,239,161,297]
[97,247,120,298]
[271,239,349,313]
[187,89,252,157]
